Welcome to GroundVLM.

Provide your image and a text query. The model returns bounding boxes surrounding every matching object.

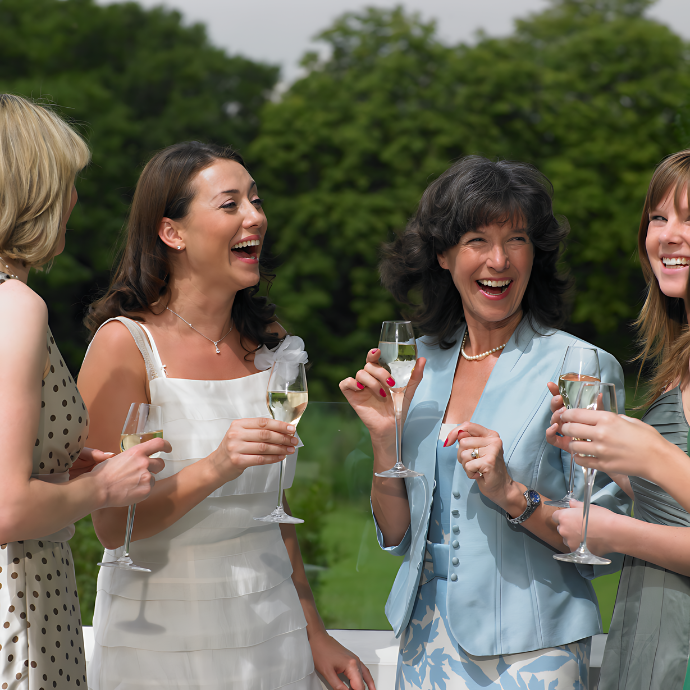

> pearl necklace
[166,307,233,354]
[460,330,508,361]
[0,257,20,280]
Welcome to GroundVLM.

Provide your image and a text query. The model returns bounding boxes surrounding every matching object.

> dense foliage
[0,0,278,366]
[251,0,690,396]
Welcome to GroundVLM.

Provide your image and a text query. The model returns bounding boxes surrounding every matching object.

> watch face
[527,490,541,505]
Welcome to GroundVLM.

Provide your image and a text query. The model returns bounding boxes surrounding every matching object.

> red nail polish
[371,348,378,354]
[443,437,449,447]
[379,388,386,398]
[356,382,364,390]
[386,377,395,386]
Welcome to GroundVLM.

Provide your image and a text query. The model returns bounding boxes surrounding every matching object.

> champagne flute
[98,403,163,573]
[375,321,423,479]
[254,361,308,524]
[554,381,615,565]
[545,346,600,507]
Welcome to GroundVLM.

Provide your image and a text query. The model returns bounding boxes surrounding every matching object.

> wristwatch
[506,489,541,525]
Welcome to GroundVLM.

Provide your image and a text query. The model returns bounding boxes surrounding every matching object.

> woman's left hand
[551,499,617,555]
[446,422,512,505]
[309,630,376,690]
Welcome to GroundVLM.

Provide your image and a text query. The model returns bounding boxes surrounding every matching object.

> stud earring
[177,246,182,250]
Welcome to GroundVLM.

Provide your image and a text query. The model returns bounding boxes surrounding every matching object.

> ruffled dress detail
[88,318,320,690]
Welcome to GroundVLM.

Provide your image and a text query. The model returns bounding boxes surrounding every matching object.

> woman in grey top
[549,149,690,690]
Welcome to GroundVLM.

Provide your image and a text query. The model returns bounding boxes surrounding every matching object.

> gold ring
[471,448,479,460]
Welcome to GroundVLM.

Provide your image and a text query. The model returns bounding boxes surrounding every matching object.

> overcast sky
[98,0,690,83]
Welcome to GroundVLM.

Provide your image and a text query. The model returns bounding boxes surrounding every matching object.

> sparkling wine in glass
[375,321,423,479]
[254,361,307,524]
[98,403,163,573]
[554,381,616,566]
[545,346,601,507]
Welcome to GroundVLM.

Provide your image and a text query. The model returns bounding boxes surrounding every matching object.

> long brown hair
[635,149,690,404]
[85,141,281,353]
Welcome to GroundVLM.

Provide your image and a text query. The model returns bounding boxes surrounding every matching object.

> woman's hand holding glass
[209,417,299,484]
[339,349,426,447]
[551,500,620,556]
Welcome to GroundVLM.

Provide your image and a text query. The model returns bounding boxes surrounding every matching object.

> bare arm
[280,496,375,690]
[0,283,164,543]
[554,502,690,576]
[80,321,298,549]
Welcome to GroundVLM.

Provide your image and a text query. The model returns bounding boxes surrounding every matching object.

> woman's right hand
[339,349,426,443]
[545,381,572,454]
[209,417,299,483]
[90,437,170,508]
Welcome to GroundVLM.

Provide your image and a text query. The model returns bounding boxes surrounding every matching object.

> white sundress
[88,317,320,690]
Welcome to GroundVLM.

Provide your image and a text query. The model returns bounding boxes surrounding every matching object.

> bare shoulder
[0,280,47,325]
[79,319,146,380]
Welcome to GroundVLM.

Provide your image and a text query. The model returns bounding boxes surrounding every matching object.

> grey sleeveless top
[599,386,690,690]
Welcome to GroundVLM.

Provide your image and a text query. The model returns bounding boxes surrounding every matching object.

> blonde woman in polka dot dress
[0,95,169,689]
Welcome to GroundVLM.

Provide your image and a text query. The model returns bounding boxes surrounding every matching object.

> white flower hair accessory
[254,335,308,372]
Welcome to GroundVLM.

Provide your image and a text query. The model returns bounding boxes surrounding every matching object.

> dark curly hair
[85,141,281,353]
[380,156,572,348]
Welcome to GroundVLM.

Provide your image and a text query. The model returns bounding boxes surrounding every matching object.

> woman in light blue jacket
[340,156,631,689]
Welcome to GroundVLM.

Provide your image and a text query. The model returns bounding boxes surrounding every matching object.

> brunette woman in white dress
[78,142,374,690]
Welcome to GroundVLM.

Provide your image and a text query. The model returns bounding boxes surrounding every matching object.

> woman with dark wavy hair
[78,142,374,690]
[340,156,631,689]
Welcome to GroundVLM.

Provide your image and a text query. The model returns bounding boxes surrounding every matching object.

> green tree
[251,0,690,397]
[0,0,278,368]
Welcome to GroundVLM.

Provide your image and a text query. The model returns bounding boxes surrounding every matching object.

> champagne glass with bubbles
[545,346,600,507]
[98,403,163,573]
[255,361,308,524]
[375,321,423,479]
[554,381,615,566]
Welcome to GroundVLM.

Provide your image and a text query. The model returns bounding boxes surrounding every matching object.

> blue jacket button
[450,573,458,581]
[452,540,459,549]
[452,557,459,566]
[453,490,460,498]
[452,525,459,534]
[451,509,459,517]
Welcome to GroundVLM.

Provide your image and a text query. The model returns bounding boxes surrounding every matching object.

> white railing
[82,627,606,689]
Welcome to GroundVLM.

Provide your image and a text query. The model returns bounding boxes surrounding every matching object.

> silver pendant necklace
[166,307,233,354]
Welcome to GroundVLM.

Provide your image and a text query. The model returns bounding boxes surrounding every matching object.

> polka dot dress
[0,319,89,689]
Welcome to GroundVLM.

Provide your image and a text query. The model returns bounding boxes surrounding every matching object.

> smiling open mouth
[662,257,690,268]
[230,238,260,260]
[477,278,512,296]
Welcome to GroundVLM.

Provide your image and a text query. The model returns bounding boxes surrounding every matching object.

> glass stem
[276,457,286,511]
[392,390,404,469]
[579,468,597,552]
[567,453,576,497]
[123,504,136,559]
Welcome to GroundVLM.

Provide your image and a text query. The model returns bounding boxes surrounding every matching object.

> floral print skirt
[397,571,590,689]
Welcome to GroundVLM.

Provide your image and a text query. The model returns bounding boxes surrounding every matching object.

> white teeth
[231,239,260,250]
[478,279,512,287]
[662,257,690,266]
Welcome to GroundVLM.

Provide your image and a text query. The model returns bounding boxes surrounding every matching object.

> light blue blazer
[375,319,632,656]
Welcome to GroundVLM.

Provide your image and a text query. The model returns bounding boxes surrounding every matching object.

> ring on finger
[471,448,480,460]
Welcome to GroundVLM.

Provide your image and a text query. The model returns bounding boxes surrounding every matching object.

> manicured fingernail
[356,382,365,390]
[379,388,386,397]
[287,446,295,453]
[386,377,395,386]
[291,437,299,445]
[371,349,378,354]
[443,437,449,447]
[103,452,115,458]
[287,425,296,432]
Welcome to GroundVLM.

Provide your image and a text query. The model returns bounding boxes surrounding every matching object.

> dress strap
[86,317,165,382]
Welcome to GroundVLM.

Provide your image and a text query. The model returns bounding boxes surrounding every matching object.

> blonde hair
[635,149,690,404]
[0,94,90,268]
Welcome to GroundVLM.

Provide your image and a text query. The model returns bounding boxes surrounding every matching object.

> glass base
[553,549,611,565]
[375,465,423,479]
[544,493,575,508]
[254,507,304,524]
[97,556,151,572]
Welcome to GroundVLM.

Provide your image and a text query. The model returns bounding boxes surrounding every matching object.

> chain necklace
[166,307,233,354]
[0,256,20,280]
[460,330,508,361]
